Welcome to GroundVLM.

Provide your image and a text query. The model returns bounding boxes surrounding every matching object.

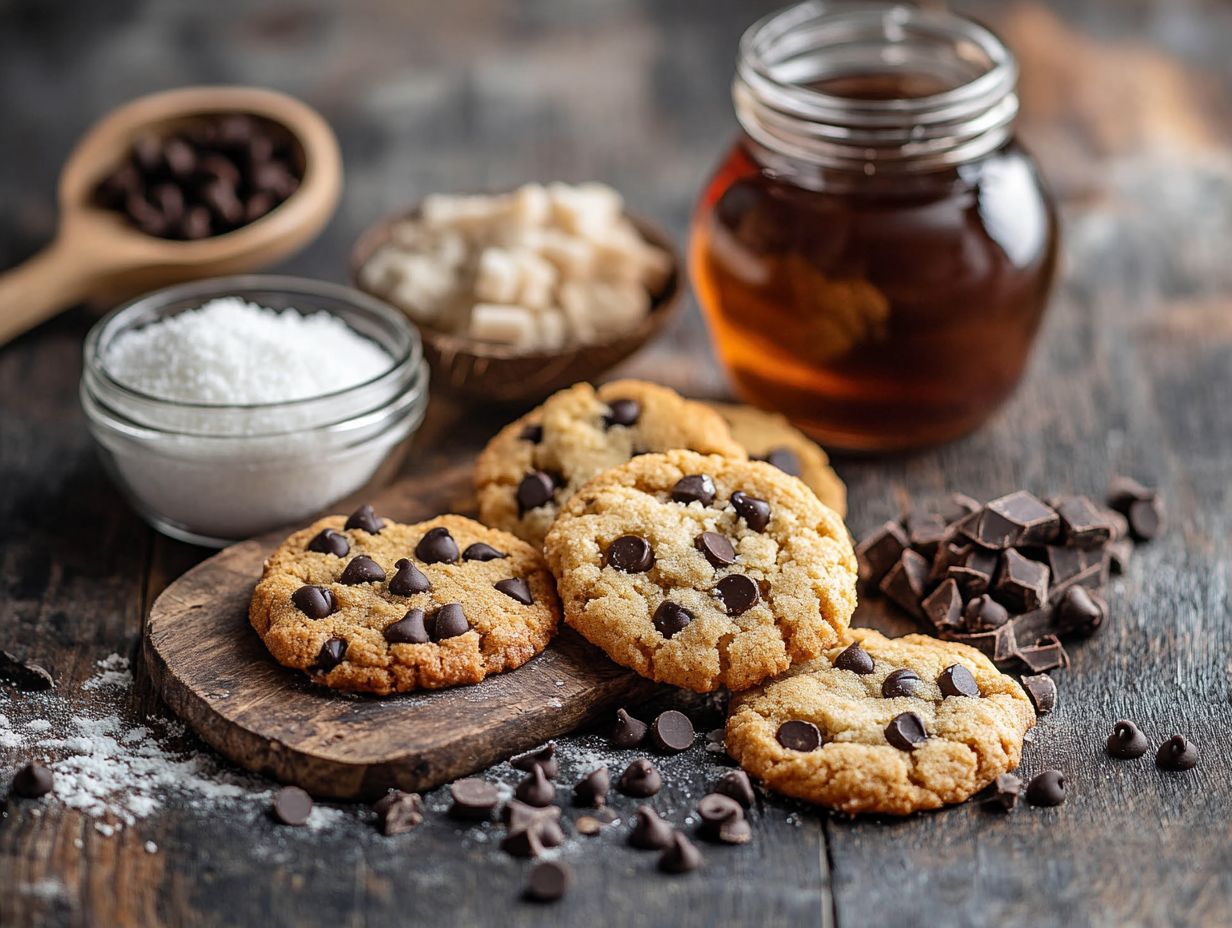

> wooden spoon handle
[0,234,101,346]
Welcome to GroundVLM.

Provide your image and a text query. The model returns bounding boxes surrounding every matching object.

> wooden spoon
[0,86,342,346]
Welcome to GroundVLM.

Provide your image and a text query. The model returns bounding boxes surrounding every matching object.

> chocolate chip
[372,790,424,836]
[881,668,922,699]
[671,474,716,507]
[1127,497,1164,541]
[389,558,431,596]
[659,831,703,873]
[776,720,822,752]
[884,712,927,751]
[1053,495,1113,548]
[603,398,641,428]
[344,504,383,535]
[759,447,802,477]
[384,608,430,644]
[525,860,571,902]
[307,528,349,557]
[988,772,1021,812]
[856,521,910,585]
[495,577,534,605]
[503,798,561,832]
[922,579,964,633]
[1156,735,1198,771]
[697,793,748,844]
[519,424,544,444]
[573,766,610,807]
[1021,673,1057,715]
[963,594,1009,632]
[833,642,875,675]
[449,778,501,820]
[1025,769,1066,806]
[1107,476,1154,514]
[511,742,558,779]
[653,601,693,638]
[462,542,506,561]
[314,637,347,672]
[714,769,756,808]
[0,652,54,692]
[605,535,655,573]
[650,710,694,754]
[715,574,759,616]
[415,527,459,564]
[517,471,556,514]
[628,805,674,849]
[730,491,771,532]
[937,663,980,698]
[429,603,469,641]
[695,531,737,567]
[1055,586,1105,637]
[1107,719,1149,759]
[339,555,385,585]
[272,785,313,825]
[617,758,662,797]
[515,765,555,807]
[879,549,930,618]
[11,762,53,798]
[611,708,649,748]
[994,549,1051,613]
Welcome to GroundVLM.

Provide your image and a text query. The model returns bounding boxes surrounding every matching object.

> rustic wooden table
[2,1,1229,926]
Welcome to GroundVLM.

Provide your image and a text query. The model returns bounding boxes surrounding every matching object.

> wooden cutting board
[143,463,658,801]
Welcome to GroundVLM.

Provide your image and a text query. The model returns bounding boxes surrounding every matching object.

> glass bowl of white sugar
[81,275,429,546]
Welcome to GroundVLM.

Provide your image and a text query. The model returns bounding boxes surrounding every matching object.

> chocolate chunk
[603,398,640,428]
[339,555,385,585]
[929,541,970,582]
[884,712,927,751]
[715,574,759,616]
[730,491,771,532]
[922,579,964,633]
[879,549,931,618]
[0,652,54,691]
[271,785,313,825]
[628,805,674,849]
[1053,496,1113,548]
[617,758,662,797]
[856,521,909,584]
[1015,634,1069,673]
[515,765,555,807]
[525,860,571,902]
[606,535,655,573]
[1107,475,1154,514]
[1101,505,1130,542]
[651,710,695,753]
[1107,539,1133,575]
[389,559,431,596]
[384,608,430,644]
[881,668,922,699]
[697,793,748,844]
[314,637,347,672]
[511,742,558,779]
[937,663,980,698]
[988,491,1060,546]
[1156,735,1198,771]
[11,762,54,798]
[905,511,948,559]
[994,549,1051,613]
[344,504,383,534]
[415,527,459,564]
[988,772,1021,812]
[759,447,802,477]
[963,594,1009,631]
[1054,586,1105,637]
[948,546,999,598]
[517,471,557,514]
[373,790,424,836]
[776,719,822,752]
[612,708,649,748]
[1025,769,1066,806]
[834,642,875,675]
[940,493,982,527]
[519,424,543,444]
[950,623,1019,663]
[1021,673,1057,715]
[307,528,349,557]
[495,577,535,605]
[449,778,500,820]
[1107,720,1149,759]
[695,532,737,567]
[462,542,506,562]
[671,474,716,507]
[1127,497,1164,541]
[659,831,703,874]
[429,603,469,641]
[573,766,610,807]
[714,769,756,808]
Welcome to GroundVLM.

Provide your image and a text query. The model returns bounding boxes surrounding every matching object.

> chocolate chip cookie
[250,509,560,694]
[725,629,1035,815]
[543,450,857,692]
[475,380,746,547]
[707,402,847,517]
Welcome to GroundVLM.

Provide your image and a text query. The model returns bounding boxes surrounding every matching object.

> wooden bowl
[349,207,682,405]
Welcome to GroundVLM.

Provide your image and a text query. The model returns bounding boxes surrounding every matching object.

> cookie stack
[251,378,1037,815]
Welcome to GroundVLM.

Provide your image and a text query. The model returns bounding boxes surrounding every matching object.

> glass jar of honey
[691,1,1059,451]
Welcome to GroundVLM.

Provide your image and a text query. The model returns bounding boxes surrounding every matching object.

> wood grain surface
[2,2,1231,927]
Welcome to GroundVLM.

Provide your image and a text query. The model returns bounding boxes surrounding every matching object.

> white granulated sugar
[145,841,158,854]
[82,653,132,691]
[25,719,52,733]
[105,298,392,405]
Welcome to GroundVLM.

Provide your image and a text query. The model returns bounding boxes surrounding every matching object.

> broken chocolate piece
[939,492,982,526]
[947,546,999,598]
[1015,634,1069,673]
[922,579,964,633]
[988,772,1021,812]
[373,790,424,836]
[1020,673,1057,715]
[905,511,948,559]
[994,549,1051,613]
[856,521,909,585]
[879,549,931,618]
[1053,495,1113,548]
